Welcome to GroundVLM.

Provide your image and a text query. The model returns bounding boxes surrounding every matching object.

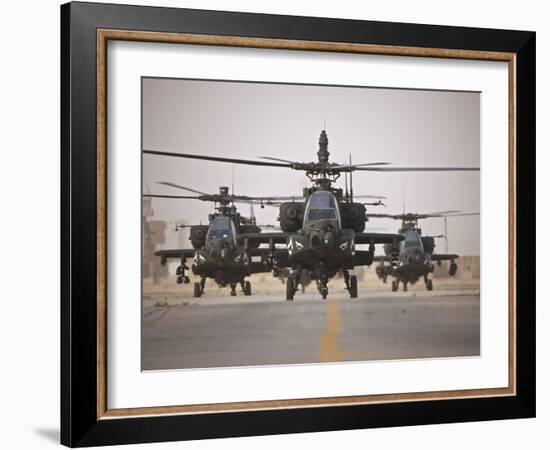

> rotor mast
[305,129,341,192]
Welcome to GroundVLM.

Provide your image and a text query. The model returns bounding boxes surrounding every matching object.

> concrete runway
[142,292,480,370]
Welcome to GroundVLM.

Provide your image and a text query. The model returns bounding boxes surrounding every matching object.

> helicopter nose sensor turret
[317,130,329,163]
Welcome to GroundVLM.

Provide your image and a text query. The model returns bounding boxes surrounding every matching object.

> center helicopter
[144,129,479,300]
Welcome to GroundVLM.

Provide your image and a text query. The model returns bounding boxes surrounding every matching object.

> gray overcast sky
[143,78,480,255]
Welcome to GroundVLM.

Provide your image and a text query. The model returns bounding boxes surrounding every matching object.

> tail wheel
[391,280,398,292]
[193,282,202,298]
[244,281,252,296]
[321,287,328,300]
[286,277,294,301]
[403,282,408,292]
[427,279,433,291]
[349,275,358,299]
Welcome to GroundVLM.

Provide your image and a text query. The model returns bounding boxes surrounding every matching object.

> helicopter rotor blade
[232,195,302,202]
[145,193,279,206]
[354,162,391,167]
[353,194,387,199]
[144,149,290,168]
[366,210,478,220]
[142,194,201,199]
[409,210,480,218]
[337,162,391,170]
[156,181,209,195]
[420,210,461,217]
[364,200,386,207]
[355,166,479,172]
[257,158,392,170]
[258,156,298,164]
[365,213,400,219]
[444,212,480,217]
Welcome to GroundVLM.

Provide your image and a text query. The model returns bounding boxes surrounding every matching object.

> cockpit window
[308,209,337,220]
[207,217,233,240]
[306,192,337,221]
[402,230,423,249]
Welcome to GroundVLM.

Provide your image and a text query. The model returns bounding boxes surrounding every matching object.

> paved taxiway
[142,292,480,370]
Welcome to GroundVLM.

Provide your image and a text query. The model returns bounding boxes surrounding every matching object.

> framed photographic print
[61,2,536,447]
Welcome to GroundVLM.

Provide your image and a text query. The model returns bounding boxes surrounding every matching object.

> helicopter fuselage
[192,235,252,285]
[282,190,365,298]
[157,213,272,297]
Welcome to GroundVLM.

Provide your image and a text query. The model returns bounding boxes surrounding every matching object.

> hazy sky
[142,78,480,255]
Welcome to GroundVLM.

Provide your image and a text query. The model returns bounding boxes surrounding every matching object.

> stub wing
[246,247,283,273]
[247,247,290,269]
[237,232,289,245]
[247,247,274,257]
[354,232,403,245]
[154,249,197,265]
[430,253,459,262]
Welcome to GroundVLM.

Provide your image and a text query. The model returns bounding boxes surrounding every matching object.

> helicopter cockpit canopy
[401,230,424,250]
[304,191,340,225]
[206,216,236,243]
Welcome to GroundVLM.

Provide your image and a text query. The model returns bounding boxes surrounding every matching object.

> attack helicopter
[367,211,480,291]
[144,129,479,300]
[144,184,296,297]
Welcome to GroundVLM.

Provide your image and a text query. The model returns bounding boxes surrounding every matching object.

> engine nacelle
[279,202,304,232]
[189,225,208,249]
[421,236,435,254]
[340,203,366,232]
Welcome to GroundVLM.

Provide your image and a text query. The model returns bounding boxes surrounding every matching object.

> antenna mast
[344,160,349,201]
[349,154,354,202]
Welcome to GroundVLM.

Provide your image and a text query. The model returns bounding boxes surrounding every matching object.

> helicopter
[367,211,480,292]
[144,129,479,300]
[144,184,297,297]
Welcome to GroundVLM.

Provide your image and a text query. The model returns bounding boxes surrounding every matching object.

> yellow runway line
[319,298,343,362]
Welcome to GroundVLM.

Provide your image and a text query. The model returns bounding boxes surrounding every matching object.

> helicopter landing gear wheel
[403,282,408,292]
[449,262,458,276]
[230,284,237,296]
[427,279,433,291]
[391,280,398,292]
[286,277,294,301]
[316,279,329,299]
[244,281,252,296]
[349,275,358,299]
[193,282,202,298]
